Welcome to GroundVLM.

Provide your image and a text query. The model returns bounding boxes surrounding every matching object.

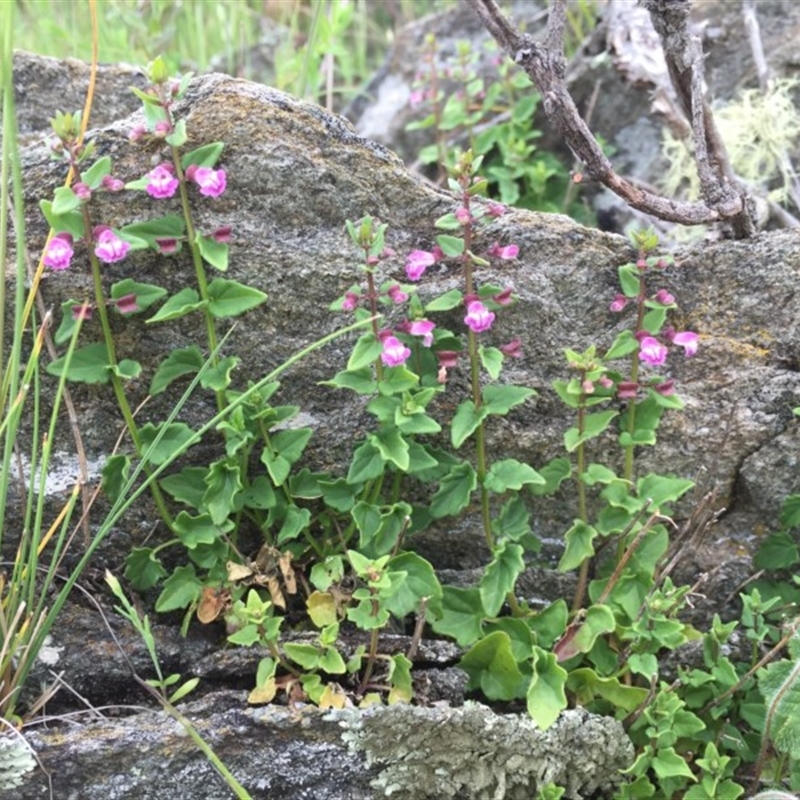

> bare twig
[465,0,756,236]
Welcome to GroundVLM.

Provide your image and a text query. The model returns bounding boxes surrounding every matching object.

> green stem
[84,212,174,529]
[572,397,589,612]
[170,147,225,411]
[623,260,647,483]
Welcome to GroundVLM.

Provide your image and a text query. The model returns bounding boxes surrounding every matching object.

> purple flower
[654,379,675,396]
[94,228,130,264]
[609,294,628,313]
[464,301,495,333]
[406,319,435,347]
[213,226,232,243]
[146,164,179,199]
[73,182,91,201]
[404,246,442,281]
[487,242,519,260]
[387,284,409,304]
[493,288,514,306]
[156,238,179,255]
[617,381,639,400]
[44,234,74,270]
[485,201,506,218]
[653,289,675,305]
[72,303,93,321]
[341,291,360,311]
[114,293,139,314]
[638,336,668,367]
[500,339,522,358]
[380,335,411,367]
[671,331,698,357]
[193,167,227,198]
[102,175,125,192]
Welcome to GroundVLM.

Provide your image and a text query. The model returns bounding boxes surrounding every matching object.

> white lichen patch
[331,702,634,800]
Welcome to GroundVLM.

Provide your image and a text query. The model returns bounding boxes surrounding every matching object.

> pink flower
[380,336,411,367]
[455,207,472,225]
[146,164,179,199]
[406,319,435,347]
[638,336,668,367]
[654,379,675,396]
[405,247,440,281]
[213,226,232,243]
[114,293,138,314]
[582,380,595,394]
[72,303,93,321]
[156,238,179,255]
[128,124,146,142]
[609,294,628,313]
[73,182,91,201]
[617,381,639,400]
[44,234,74,270]
[485,201,506,218]
[597,376,614,389]
[409,89,425,107]
[153,120,172,137]
[653,289,675,305]
[493,288,514,306]
[500,339,522,358]
[671,331,698,357]
[94,228,130,264]
[487,242,519,260]
[464,300,495,333]
[341,291,360,311]
[437,351,459,368]
[387,284,409,304]
[193,167,227,198]
[101,175,125,192]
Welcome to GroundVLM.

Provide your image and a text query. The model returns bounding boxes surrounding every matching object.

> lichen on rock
[333,702,634,800]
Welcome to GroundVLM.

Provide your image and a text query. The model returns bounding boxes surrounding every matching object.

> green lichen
[0,734,36,790]
[332,702,633,800]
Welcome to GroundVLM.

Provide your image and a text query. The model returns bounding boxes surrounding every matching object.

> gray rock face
[11,60,800,568]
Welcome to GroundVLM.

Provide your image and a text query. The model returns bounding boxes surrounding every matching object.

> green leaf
[492,495,532,543]
[480,542,525,617]
[460,631,526,700]
[146,287,204,323]
[637,473,694,509]
[203,459,243,524]
[52,185,81,215]
[207,278,267,317]
[124,547,167,591]
[618,263,641,297]
[80,156,112,189]
[566,668,649,711]
[155,565,202,612]
[200,355,239,392]
[479,345,503,380]
[781,494,800,528]
[482,385,537,415]
[759,655,800,759]
[110,279,168,313]
[196,234,229,271]
[140,422,196,466]
[527,646,568,729]
[558,520,598,572]
[528,600,569,649]
[529,456,572,497]
[754,531,800,570]
[40,199,83,239]
[346,440,385,484]
[425,289,463,312]
[150,346,204,395]
[372,426,409,471]
[322,367,377,395]
[430,462,477,519]
[112,360,141,380]
[451,399,488,449]
[388,653,414,703]
[553,605,616,662]
[181,142,224,170]
[261,428,313,486]
[352,501,411,557]
[46,343,111,384]
[165,118,188,147]
[605,330,639,360]
[431,586,485,647]
[436,234,465,257]
[564,409,618,452]
[174,511,226,548]
[652,747,696,781]
[384,552,442,618]
[642,307,667,335]
[101,454,130,503]
[122,214,185,248]
[484,459,545,492]
[347,333,383,371]
[277,506,312,545]
[160,467,207,508]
